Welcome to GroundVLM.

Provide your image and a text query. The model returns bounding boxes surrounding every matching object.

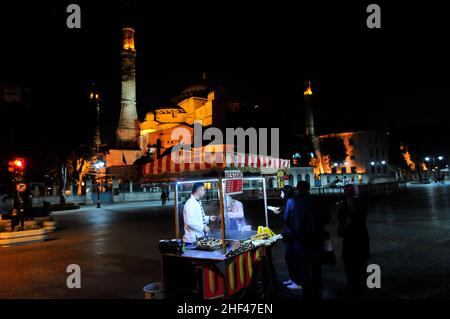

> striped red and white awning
[142,151,290,177]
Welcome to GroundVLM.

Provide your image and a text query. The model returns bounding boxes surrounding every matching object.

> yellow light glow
[123,27,136,51]
[14,159,23,167]
[140,129,156,136]
[401,146,416,171]
[304,81,313,96]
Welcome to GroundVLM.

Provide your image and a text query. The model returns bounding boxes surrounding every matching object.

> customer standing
[274,185,302,290]
[291,181,327,299]
[337,184,370,295]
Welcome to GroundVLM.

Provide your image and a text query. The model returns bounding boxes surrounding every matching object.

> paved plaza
[1,184,450,299]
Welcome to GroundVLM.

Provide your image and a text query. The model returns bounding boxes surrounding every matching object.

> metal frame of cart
[161,175,278,299]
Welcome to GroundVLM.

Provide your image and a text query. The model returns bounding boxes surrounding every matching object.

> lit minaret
[304,80,314,137]
[304,80,324,174]
[90,85,101,151]
[116,27,140,148]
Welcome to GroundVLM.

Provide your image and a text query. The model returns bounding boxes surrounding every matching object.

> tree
[319,137,347,164]
[36,151,67,203]
[71,145,94,196]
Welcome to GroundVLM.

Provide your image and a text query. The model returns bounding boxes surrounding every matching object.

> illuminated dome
[172,82,212,103]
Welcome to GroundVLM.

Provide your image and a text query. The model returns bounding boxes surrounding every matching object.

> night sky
[1,1,449,161]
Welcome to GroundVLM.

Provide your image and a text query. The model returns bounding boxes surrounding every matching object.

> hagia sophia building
[93,26,399,186]
[101,27,246,172]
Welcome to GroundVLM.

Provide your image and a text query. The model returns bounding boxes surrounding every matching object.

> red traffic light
[8,158,26,174]
[14,159,24,168]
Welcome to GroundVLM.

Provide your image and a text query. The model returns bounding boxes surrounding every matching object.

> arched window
[305,174,311,184]
[289,175,294,186]
[297,174,302,183]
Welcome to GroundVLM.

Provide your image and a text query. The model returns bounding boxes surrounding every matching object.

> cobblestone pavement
[1,184,450,299]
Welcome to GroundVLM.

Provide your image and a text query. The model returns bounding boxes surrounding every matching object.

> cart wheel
[249,257,277,300]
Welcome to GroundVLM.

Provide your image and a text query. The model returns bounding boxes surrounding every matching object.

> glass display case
[174,176,269,253]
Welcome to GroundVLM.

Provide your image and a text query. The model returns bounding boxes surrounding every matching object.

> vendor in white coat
[183,182,218,245]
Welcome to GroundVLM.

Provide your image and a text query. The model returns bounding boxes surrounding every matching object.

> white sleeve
[184,201,204,233]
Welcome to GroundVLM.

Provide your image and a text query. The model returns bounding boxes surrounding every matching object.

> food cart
[142,151,290,299]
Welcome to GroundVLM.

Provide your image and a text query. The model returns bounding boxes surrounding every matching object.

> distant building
[316,130,395,185]
[291,81,396,187]
[281,166,315,189]
[138,88,232,156]
[105,27,249,172]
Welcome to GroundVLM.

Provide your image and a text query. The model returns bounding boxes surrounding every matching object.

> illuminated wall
[105,149,142,167]
[316,130,392,184]
[138,125,194,152]
[139,91,216,155]
[400,145,416,171]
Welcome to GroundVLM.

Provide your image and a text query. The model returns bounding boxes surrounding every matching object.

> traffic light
[8,158,26,178]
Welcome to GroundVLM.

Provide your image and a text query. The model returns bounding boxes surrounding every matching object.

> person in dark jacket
[291,181,328,299]
[273,186,301,289]
[337,184,370,295]
[278,185,302,290]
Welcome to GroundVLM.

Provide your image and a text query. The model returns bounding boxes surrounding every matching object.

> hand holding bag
[321,231,336,266]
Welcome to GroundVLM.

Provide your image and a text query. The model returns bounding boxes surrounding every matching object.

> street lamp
[94,160,105,208]
[381,160,386,165]
[425,157,430,162]
[371,161,375,166]
[438,156,444,160]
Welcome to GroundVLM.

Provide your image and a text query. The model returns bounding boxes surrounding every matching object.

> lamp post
[423,156,445,181]
[94,160,105,208]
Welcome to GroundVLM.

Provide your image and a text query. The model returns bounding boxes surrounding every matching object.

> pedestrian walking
[161,190,167,206]
[337,184,370,295]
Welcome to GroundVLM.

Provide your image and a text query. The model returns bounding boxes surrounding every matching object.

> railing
[357,182,407,196]
[310,187,344,196]
[266,182,408,198]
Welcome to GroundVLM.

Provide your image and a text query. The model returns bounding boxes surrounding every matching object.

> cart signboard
[224,170,243,195]
[277,169,285,189]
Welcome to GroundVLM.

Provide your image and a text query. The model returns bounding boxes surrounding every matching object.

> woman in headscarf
[225,195,247,230]
[337,184,371,295]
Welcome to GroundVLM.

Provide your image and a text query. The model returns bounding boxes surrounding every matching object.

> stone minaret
[116,27,140,148]
[90,85,102,151]
[304,81,324,174]
[304,80,315,137]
